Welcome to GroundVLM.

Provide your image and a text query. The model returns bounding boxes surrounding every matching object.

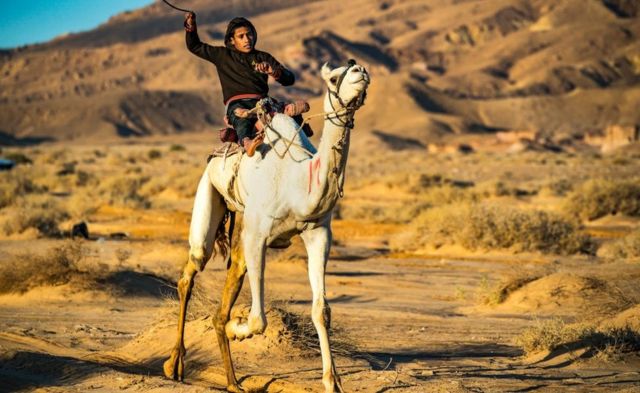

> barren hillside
[1,0,639,143]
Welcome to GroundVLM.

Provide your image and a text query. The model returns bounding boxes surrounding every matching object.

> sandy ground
[1,136,640,392]
[1,227,640,392]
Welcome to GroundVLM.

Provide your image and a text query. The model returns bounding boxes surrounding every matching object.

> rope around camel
[249,103,351,160]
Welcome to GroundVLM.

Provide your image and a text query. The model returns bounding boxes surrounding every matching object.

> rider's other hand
[254,62,273,75]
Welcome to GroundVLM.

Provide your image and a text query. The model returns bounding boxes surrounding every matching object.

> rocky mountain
[1,0,639,144]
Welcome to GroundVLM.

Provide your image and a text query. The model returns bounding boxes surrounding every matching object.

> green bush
[411,203,593,254]
[565,179,640,221]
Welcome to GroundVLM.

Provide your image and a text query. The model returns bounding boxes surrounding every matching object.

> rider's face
[230,26,254,53]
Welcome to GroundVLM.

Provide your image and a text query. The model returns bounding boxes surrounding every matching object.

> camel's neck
[304,93,352,216]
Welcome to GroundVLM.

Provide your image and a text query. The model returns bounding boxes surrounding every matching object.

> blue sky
[0,0,154,49]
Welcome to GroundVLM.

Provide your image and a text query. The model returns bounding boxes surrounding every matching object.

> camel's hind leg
[301,224,344,393]
[164,166,227,381]
[163,260,197,381]
[214,239,247,393]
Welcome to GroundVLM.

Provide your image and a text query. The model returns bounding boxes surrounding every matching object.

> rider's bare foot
[243,135,263,157]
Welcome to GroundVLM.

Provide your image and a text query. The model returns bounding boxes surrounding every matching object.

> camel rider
[185,13,310,157]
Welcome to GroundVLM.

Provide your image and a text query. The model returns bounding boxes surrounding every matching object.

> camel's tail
[215,211,234,268]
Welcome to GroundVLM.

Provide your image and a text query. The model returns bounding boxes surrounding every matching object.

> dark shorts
[226,98,259,142]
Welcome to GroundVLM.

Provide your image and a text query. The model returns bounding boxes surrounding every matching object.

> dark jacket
[186,27,294,104]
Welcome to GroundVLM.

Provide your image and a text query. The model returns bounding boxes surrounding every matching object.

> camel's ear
[321,62,332,82]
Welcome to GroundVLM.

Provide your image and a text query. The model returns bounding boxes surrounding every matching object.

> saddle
[218,98,312,143]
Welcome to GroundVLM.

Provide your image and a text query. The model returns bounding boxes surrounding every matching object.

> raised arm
[184,12,222,64]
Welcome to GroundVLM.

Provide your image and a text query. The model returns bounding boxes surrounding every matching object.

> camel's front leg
[301,224,344,393]
[226,226,268,341]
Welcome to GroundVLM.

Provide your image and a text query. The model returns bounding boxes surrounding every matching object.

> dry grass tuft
[409,203,594,255]
[3,195,69,237]
[0,241,85,294]
[0,167,45,209]
[273,304,360,358]
[599,229,640,260]
[518,318,640,360]
[543,178,574,197]
[564,179,640,221]
[3,152,33,165]
[97,174,151,208]
[478,274,541,306]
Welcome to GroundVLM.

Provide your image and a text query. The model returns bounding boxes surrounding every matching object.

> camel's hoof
[227,383,245,393]
[163,346,186,381]
[225,317,252,341]
[324,373,344,393]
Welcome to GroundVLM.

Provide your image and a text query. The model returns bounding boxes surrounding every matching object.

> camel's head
[321,60,370,111]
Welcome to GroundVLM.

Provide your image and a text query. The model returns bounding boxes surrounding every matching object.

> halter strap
[325,59,366,129]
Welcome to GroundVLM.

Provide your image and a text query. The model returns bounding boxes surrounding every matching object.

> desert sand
[1,136,639,392]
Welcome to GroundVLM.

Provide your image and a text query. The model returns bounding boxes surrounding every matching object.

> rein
[245,101,351,160]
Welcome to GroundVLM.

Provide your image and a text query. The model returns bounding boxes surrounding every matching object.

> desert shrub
[518,318,640,359]
[42,149,69,165]
[56,161,77,176]
[565,179,640,221]
[0,241,84,294]
[335,200,430,224]
[64,192,99,221]
[544,178,574,197]
[422,183,476,206]
[75,170,93,187]
[492,181,537,197]
[115,248,132,266]
[599,230,640,260]
[409,173,474,193]
[478,274,540,306]
[0,167,43,208]
[3,195,70,237]
[97,174,151,208]
[169,144,186,152]
[148,149,162,160]
[139,177,168,198]
[165,167,202,198]
[410,203,593,254]
[3,152,33,165]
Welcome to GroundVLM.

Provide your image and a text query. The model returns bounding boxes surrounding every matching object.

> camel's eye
[330,76,338,84]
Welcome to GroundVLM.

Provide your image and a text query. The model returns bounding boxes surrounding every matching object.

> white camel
[164,60,370,393]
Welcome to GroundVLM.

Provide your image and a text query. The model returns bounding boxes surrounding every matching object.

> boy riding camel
[184,13,310,157]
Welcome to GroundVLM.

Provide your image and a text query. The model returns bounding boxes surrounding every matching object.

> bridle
[326,59,369,129]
